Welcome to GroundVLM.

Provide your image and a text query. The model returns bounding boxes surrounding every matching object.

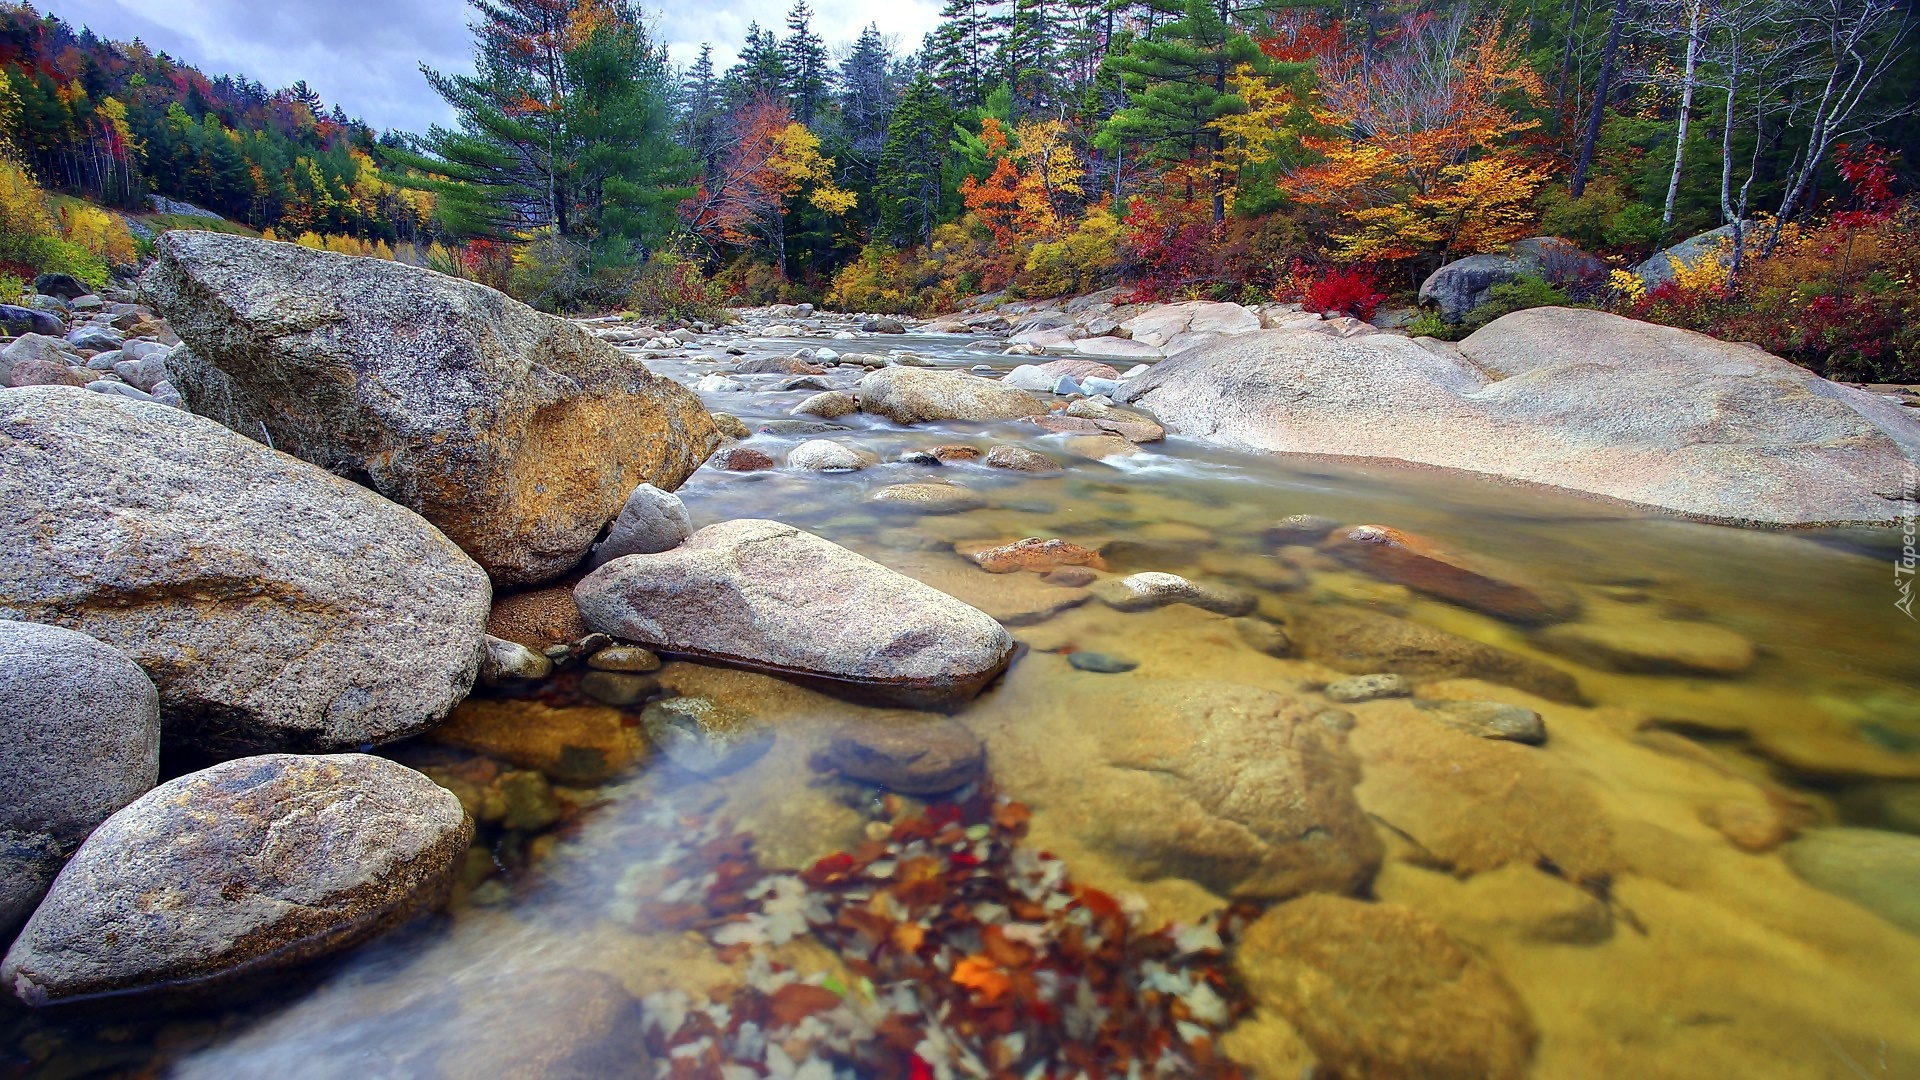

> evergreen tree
[837,25,898,155]
[1097,0,1293,222]
[680,44,726,174]
[782,1,831,126]
[727,23,788,107]
[877,71,953,243]
[927,0,999,110]
[995,0,1060,119]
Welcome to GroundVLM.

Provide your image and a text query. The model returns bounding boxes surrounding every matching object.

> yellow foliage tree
[771,122,857,216]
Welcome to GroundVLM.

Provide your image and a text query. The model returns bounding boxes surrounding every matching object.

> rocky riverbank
[5,234,1920,1077]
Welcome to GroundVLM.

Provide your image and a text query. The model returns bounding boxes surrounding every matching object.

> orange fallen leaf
[953,955,1012,1003]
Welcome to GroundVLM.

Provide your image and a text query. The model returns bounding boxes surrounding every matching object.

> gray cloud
[40,0,946,135]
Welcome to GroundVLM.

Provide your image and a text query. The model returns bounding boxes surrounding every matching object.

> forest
[0,0,1914,377]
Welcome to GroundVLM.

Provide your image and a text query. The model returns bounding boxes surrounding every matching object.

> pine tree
[876,71,953,244]
[928,0,1000,110]
[680,44,726,174]
[837,25,898,155]
[1097,0,1291,222]
[782,1,831,127]
[726,23,787,107]
[995,0,1060,119]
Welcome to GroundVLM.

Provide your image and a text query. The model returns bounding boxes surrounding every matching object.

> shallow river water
[8,330,1920,1078]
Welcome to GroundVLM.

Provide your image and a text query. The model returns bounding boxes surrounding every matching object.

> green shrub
[626,251,725,324]
[25,234,110,291]
[1461,275,1571,329]
[1404,310,1459,340]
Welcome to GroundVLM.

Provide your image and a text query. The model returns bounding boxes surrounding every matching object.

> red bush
[1301,266,1385,320]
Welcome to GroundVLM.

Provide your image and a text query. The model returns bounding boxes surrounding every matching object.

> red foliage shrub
[1301,266,1386,320]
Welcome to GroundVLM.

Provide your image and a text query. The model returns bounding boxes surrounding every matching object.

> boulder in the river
[792,390,858,419]
[983,444,1061,473]
[575,519,1018,708]
[1296,607,1583,703]
[1,754,472,1006]
[433,698,644,785]
[788,439,878,471]
[1092,572,1257,616]
[1418,236,1604,323]
[0,622,160,848]
[869,482,987,514]
[1120,308,1920,525]
[857,367,1046,425]
[1324,525,1578,624]
[1236,895,1538,1079]
[0,388,492,756]
[142,232,718,585]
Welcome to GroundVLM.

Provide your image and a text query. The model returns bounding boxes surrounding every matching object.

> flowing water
[7,330,1920,1078]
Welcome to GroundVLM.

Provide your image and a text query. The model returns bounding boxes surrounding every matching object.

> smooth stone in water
[579,670,658,707]
[710,446,776,472]
[1233,616,1292,656]
[984,445,1061,473]
[1069,651,1138,674]
[857,367,1045,425]
[1325,673,1411,703]
[1419,699,1547,744]
[1324,525,1578,625]
[640,696,772,776]
[0,754,471,1006]
[585,483,692,570]
[1267,514,1343,546]
[1783,828,1920,935]
[788,439,878,471]
[587,645,662,672]
[1092,572,1256,616]
[792,390,857,419]
[1297,607,1583,704]
[477,635,553,685]
[822,718,984,794]
[1534,620,1756,676]
[869,482,987,515]
[575,520,1017,708]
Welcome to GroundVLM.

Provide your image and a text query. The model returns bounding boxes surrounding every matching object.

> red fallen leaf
[928,804,965,827]
[768,982,843,1026]
[909,1055,935,1080]
[804,851,856,887]
[951,852,982,869]
[835,905,892,947]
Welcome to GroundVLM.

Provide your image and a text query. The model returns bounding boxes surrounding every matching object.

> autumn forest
[0,0,1915,376]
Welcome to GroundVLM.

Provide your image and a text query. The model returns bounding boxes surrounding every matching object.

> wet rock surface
[820,716,985,794]
[1296,607,1583,703]
[857,366,1046,424]
[1324,525,1578,624]
[1,754,471,1006]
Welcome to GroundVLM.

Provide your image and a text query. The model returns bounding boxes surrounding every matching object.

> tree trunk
[1662,0,1707,227]
[1570,0,1627,198]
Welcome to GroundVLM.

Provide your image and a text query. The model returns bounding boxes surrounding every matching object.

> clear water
[7,330,1920,1078]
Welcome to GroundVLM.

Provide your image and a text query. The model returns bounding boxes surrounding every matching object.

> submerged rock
[575,520,1017,708]
[639,696,772,776]
[1324,525,1578,624]
[1325,673,1412,703]
[857,367,1045,425]
[968,537,1107,574]
[1418,699,1548,745]
[869,482,987,514]
[984,445,1062,473]
[1091,572,1256,617]
[476,636,552,685]
[1,754,471,1006]
[822,718,985,794]
[433,698,645,785]
[1236,895,1538,1079]
[143,232,717,584]
[0,388,491,756]
[1535,619,1756,675]
[584,483,692,570]
[788,439,878,471]
[0,622,160,848]
[1297,607,1583,704]
[1783,828,1920,936]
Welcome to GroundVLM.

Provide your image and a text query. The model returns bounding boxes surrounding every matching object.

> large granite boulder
[0,387,491,756]
[986,680,1382,900]
[2,754,471,1006]
[142,232,718,585]
[1634,221,1746,286]
[1418,237,1605,322]
[0,622,160,848]
[575,519,1017,707]
[1119,308,1920,525]
[856,367,1045,425]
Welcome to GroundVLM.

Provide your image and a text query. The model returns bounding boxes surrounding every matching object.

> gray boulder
[66,325,124,352]
[0,622,160,848]
[0,304,63,338]
[584,483,692,570]
[1,754,472,1006]
[861,317,907,334]
[141,232,719,585]
[86,379,152,402]
[112,347,174,392]
[0,333,79,383]
[1120,309,1920,526]
[1418,237,1605,323]
[857,367,1045,425]
[0,387,491,756]
[575,519,1017,708]
[33,273,89,301]
[1634,222,1747,287]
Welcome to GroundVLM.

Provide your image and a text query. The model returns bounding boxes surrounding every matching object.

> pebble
[868,483,986,514]
[478,636,553,684]
[1324,673,1412,703]
[580,670,658,706]
[587,645,662,672]
[1418,699,1546,744]
[1043,566,1098,587]
[820,718,984,794]
[1069,651,1138,674]
[985,445,1062,473]
[1091,572,1257,616]
[1267,514,1344,546]
[711,447,776,472]
[710,412,751,438]
[788,439,877,472]
[1233,616,1293,656]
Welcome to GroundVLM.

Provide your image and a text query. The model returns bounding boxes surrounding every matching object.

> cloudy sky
[40,0,944,135]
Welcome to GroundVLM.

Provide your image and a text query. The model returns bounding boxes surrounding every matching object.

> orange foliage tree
[681,95,855,273]
[1281,11,1549,265]
[958,118,1084,247]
